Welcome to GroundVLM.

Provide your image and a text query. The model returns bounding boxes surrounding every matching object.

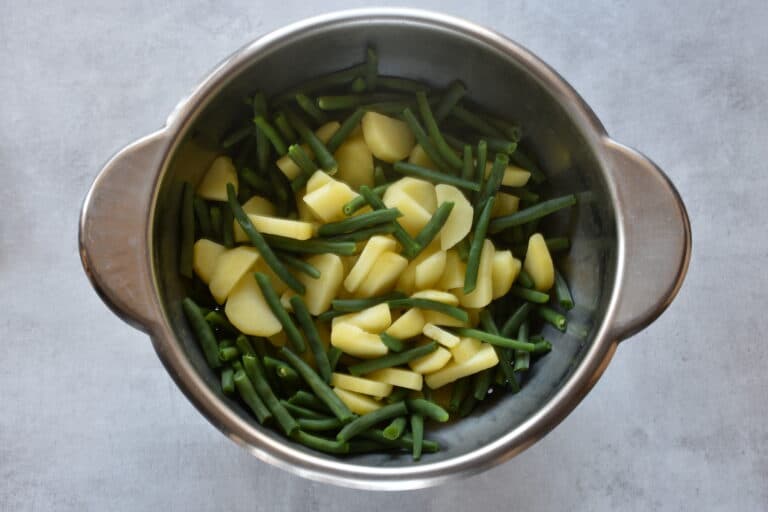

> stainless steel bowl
[79,8,691,490]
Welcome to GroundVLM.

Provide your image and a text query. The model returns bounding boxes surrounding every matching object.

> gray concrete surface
[2,1,767,510]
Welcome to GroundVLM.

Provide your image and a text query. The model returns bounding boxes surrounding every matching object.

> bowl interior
[151,16,617,468]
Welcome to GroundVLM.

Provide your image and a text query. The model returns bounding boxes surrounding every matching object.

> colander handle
[602,138,692,341]
[79,131,168,333]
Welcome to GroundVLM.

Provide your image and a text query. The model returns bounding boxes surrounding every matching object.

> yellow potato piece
[193,239,226,284]
[414,251,447,290]
[331,372,393,398]
[333,387,382,415]
[208,246,260,304]
[331,303,392,334]
[524,233,555,292]
[409,346,452,374]
[233,196,278,241]
[484,162,531,187]
[306,169,334,194]
[331,322,389,358]
[276,122,339,179]
[450,337,484,363]
[303,181,358,223]
[361,111,415,163]
[436,250,466,290]
[408,144,437,170]
[224,272,281,337]
[410,289,459,305]
[366,368,423,391]
[422,323,461,348]
[245,214,314,240]
[387,177,437,213]
[491,192,520,218]
[426,343,499,389]
[197,156,238,201]
[421,310,468,327]
[382,187,432,236]
[492,250,521,299]
[253,258,289,295]
[385,308,425,339]
[344,236,397,292]
[456,239,495,309]
[335,136,374,190]
[356,252,408,298]
[300,253,344,315]
[435,184,473,250]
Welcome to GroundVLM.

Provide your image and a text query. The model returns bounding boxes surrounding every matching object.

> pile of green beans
[178,46,579,459]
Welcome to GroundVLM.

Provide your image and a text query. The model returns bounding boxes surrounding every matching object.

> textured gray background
[2,1,767,510]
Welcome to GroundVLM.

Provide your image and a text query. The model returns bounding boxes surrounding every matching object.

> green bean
[442,133,467,153]
[326,108,365,153]
[411,414,424,460]
[392,161,480,191]
[317,208,402,237]
[325,223,398,243]
[458,393,476,417]
[387,387,410,404]
[411,201,454,257]
[473,139,488,196]
[350,76,367,93]
[218,338,235,350]
[479,310,514,386]
[485,115,523,142]
[342,184,387,216]
[292,430,350,454]
[453,327,536,351]
[273,111,297,143]
[382,416,407,440]
[280,400,329,420]
[262,235,357,255]
[242,356,298,436]
[233,369,271,424]
[510,148,547,184]
[463,196,495,294]
[285,145,316,192]
[181,298,221,369]
[295,93,327,124]
[278,252,320,279]
[263,355,301,384]
[472,369,494,401]
[221,367,235,394]
[297,417,344,432]
[456,237,470,261]
[359,430,439,453]
[280,347,355,422]
[487,195,577,231]
[538,306,568,331]
[253,116,288,156]
[218,346,240,363]
[547,237,571,252]
[400,107,451,172]
[336,402,408,442]
[252,92,270,171]
[358,185,420,257]
[379,333,406,352]
[485,138,517,155]
[348,341,438,376]
[533,339,553,354]
[502,188,539,205]
[205,310,237,335]
[288,390,331,413]
[406,399,449,422]
[276,63,367,102]
[388,298,469,323]
[448,378,470,413]
[327,346,342,372]
[416,91,463,169]
[290,295,333,384]
[208,206,222,240]
[317,93,406,110]
[510,286,550,304]
[331,292,407,313]
[365,47,378,91]
[220,204,234,248]
[239,167,270,191]
[374,165,387,187]
[475,153,508,221]
[288,111,337,174]
[450,104,505,138]
[362,101,418,115]
[461,145,474,181]
[235,334,256,356]
[227,184,304,294]
[554,269,575,310]
[179,183,195,278]
[222,124,253,148]
[433,80,467,122]
[514,320,530,372]
[376,76,430,93]
[268,167,293,217]
[254,272,306,353]
[516,269,535,289]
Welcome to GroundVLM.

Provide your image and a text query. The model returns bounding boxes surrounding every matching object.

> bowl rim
[144,7,624,490]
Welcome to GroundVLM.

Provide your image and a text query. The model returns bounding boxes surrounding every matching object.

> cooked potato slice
[387,177,437,213]
[492,250,521,299]
[408,144,437,170]
[331,372,392,398]
[450,337,484,363]
[303,181,358,223]
[435,184,473,250]
[484,162,531,187]
[197,156,237,201]
[425,343,499,389]
[224,272,281,337]
[297,253,344,315]
[306,169,334,194]
[331,303,391,333]
[361,111,415,163]
[491,192,520,218]
[245,214,314,240]
[455,239,495,309]
[331,322,389,358]
[193,239,225,284]
[366,368,423,391]
[208,246,260,304]
[356,252,408,298]
[410,289,459,305]
[523,233,555,292]
[233,196,278,241]
[276,121,339,179]
[382,187,432,236]
[344,236,397,292]
[408,346,452,374]
[333,387,382,415]
[414,251,447,290]
[422,323,461,348]
[385,308,425,339]
[335,136,374,189]
[436,250,466,290]
[421,310,468,327]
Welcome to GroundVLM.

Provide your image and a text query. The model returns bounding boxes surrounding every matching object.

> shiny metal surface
[79,8,691,490]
